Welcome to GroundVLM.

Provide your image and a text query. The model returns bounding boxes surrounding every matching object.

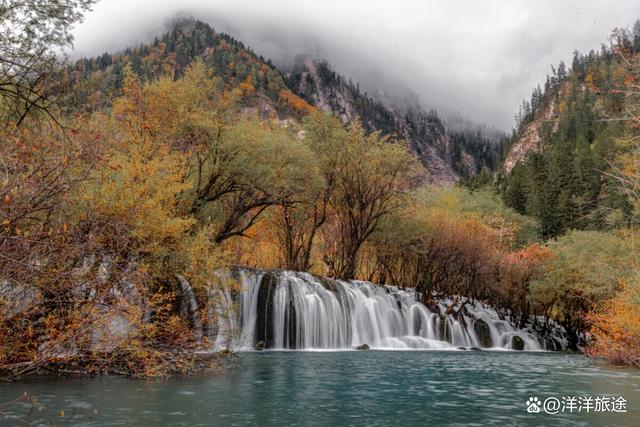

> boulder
[355,343,370,350]
[511,335,525,351]
[473,319,493,348]
[255,341,265,351]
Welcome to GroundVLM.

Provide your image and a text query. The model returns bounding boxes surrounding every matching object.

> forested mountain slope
[499,25,640,239]
[66,19,501,183]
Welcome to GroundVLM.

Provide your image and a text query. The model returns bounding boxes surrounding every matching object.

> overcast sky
[71,0,640,130]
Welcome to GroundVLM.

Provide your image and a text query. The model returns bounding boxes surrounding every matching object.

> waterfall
[208,269,566,351]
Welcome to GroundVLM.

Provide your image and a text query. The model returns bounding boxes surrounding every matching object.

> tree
[502,163,527,215]
[633,19,640,50]
[557,60,567,80]
[0,0,96,125]
[608,34,640,219]
[583,34,640,366]
[499,244,550,326]
[587,272,640,367]
[322,122,420,279]
[361,209,424,286]
[270,112,343,271]
[529,231,633,350]
[108,61,310,247]
[188,117,313,244]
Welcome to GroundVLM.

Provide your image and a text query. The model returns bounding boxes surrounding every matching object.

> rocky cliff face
[504,88,561,173]
[504,120,546,174]
[285,58,464,184]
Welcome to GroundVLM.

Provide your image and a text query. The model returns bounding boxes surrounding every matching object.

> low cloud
[72,0,640,130]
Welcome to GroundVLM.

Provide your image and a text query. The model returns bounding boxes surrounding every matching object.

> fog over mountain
[71,0,640,130]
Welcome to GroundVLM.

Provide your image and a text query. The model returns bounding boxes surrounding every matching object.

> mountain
[285,57,504,183]
[285,57,456,182]
[65,20,501,183]
[65,20,295,114]
[499,26,640,238]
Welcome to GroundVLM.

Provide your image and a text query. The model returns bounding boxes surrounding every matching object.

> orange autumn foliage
[505,244,551,267]
[221,215,282,270]
[278,90,314,114]
[237,75,256,98]
[586,275,640,368]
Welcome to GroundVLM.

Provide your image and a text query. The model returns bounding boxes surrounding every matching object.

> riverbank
[0,351,240,382]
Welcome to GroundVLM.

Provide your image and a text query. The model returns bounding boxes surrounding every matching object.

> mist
[71,0,640,130]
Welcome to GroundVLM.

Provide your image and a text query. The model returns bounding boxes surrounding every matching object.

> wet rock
[255,341,265,351]
[511,335,525,351]
[438,315,447,341]
[219,348,232,355]
[355,343,370,350]
[428,301,441,315]
[458,313,468,330]
[461,304,473,318]
[546,336,564,351]
[469,347,482,351]
[456,346,467,350]
[255,273,278,348]
[473,319,493,348]
[318,276,340,293]
[413,313,423,335]
[284,284,297,349]
[177,275,202,342]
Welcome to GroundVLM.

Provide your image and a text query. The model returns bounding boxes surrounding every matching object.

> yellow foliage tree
[587,273,640,367]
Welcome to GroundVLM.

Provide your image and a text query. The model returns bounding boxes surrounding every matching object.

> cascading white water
[209,270,565,351]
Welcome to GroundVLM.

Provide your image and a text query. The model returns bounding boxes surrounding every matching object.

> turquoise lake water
[0,351,638,426]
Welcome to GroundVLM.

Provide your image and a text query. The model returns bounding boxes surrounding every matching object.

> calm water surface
[0,351,638,426]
